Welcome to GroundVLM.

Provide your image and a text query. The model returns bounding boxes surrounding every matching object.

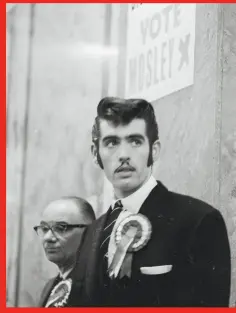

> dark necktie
[100,200,131,304]
[100,200,123,268]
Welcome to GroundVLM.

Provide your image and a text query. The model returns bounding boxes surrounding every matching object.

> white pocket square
[140,264,173,275]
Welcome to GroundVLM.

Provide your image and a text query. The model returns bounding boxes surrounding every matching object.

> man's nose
[118,142,131,163]
[43,229,57,242]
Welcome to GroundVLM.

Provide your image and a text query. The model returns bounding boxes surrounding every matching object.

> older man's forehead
[42,199,82,223]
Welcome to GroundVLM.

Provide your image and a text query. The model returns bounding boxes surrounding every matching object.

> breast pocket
[140,264,173,275]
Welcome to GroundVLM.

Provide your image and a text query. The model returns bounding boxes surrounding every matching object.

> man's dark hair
[92,97,159,168]
[61,196,96,222]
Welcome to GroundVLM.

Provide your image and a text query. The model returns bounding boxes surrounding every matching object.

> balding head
[42,197,95,225]
[60,196,96,223]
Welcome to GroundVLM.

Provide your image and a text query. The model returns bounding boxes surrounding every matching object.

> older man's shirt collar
[58,266,74,280]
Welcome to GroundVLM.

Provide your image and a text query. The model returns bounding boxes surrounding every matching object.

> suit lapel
[74,213,109,301]
[38,277,57,307]
[84,213,108,299]
[139,181,169,217]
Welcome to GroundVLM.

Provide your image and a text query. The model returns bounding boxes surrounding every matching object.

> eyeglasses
[34,222,87,238]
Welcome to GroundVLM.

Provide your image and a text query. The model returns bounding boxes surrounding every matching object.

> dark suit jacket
[76,181,231,307]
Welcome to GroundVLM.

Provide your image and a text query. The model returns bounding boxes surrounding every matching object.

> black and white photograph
[6,3,236,307]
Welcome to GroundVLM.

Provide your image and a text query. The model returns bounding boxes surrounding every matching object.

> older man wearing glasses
[34,196,95,307]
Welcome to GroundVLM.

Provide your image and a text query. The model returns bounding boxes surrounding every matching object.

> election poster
[125,3,196,102]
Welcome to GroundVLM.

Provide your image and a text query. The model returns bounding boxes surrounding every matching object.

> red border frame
[2,0,6,310]
[3,0,235,312]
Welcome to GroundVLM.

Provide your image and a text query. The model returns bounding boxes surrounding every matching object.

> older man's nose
[44,229,57,241]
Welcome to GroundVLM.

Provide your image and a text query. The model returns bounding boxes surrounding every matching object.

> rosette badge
[45,278,72,307]
[108,213,152,278]
[115,213,152,252]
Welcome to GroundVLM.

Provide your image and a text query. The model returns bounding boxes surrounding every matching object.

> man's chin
[46,253,61,263]
[115,179,137,192]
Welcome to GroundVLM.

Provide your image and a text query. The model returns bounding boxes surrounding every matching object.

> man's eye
[131,139,142,146]
[54,225,67,233]
[106,140,118,148]
[41,226,49,233]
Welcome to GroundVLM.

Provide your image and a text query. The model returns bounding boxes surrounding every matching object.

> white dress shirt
[107,175,157,266]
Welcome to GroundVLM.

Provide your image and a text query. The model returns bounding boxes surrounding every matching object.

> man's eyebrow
[102,134,145,141]
[102,135,119,142]
[126,134,145,139]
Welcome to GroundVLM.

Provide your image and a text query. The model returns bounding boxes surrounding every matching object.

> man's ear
[152,140,161,163]
[91,143,98,165]
[91,141,104,169]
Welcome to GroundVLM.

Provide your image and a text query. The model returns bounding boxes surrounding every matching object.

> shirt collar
[111,175,157,214]
[59,266,74,280]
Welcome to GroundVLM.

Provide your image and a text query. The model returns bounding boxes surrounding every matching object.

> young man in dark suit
[77,97,231,307]
[34,196,95,307]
